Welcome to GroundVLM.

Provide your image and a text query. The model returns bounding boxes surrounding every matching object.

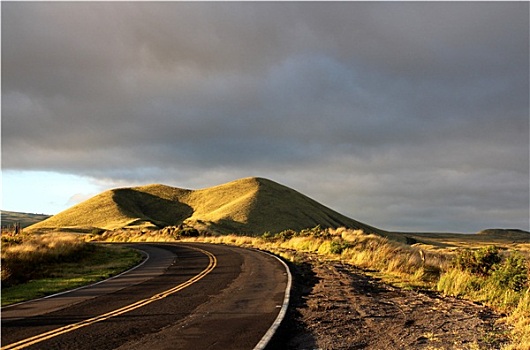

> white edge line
[253,249,292,350]
[1,247,149,310]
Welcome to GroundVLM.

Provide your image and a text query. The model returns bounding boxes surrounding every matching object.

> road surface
[1,243,289,350]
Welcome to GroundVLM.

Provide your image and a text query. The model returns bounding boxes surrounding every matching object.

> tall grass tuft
[503,289,530,350]
[437,246,529,349]
[1,232,92,287]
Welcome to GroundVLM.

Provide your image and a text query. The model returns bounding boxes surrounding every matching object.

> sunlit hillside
[26,177,384,236]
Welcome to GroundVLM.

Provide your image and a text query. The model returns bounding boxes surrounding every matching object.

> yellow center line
[2,246,217,350]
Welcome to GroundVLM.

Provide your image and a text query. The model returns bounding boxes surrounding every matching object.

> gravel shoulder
[269,253,509,350]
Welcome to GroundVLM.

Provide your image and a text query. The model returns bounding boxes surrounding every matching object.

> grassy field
[1,231,143,306]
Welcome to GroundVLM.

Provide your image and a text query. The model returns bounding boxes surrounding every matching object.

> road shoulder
[278,257,509,349]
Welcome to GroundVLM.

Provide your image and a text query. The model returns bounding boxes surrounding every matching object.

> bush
[329,240,351,255]
[1,235,23,246]
[492,252,528,291]
[261,231,274,240]
[91,228,106,235]
[278,229,297,240]
[179,228,199,237]
[454,246,502,276]
[299,225,330,238]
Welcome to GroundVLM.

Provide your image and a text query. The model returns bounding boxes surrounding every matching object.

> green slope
[1,211,51,229]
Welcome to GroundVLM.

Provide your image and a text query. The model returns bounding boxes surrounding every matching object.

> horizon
[2,2,529,233]
[2,175,528,235]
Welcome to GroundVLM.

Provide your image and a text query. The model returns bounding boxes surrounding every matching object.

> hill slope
[26,177,383,235]
[1,211,51,229]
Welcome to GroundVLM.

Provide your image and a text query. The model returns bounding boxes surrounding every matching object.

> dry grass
[503,289,530,350]
[1,233,143,306]
[1,232,90,286]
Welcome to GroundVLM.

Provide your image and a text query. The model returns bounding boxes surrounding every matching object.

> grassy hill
[1,211,51,229]
[477,228,529,238]
[26,177,384,236]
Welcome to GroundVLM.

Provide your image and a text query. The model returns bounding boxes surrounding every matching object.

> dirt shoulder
[268,254,509,350]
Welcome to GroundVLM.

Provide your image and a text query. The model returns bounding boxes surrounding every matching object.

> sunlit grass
[2,232,89,285]
[503,289,530,350]
[1,232,143,306]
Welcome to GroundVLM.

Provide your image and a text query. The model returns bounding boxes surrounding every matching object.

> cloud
[2,2,528,232]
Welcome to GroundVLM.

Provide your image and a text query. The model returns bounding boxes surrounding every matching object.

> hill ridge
[26,177,383,235]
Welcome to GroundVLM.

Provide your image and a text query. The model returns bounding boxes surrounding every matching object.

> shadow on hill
[112,189,194,228]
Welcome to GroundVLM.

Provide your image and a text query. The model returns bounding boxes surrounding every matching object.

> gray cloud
[2,2,528,232]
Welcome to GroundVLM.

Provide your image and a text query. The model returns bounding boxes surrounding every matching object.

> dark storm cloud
[2,2,528,232]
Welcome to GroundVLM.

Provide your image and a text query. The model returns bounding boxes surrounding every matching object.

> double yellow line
[2,246,217,350]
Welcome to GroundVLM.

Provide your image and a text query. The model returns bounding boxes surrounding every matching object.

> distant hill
[477,228,530,239]
[26,177,384,236]
[1,210,51,229]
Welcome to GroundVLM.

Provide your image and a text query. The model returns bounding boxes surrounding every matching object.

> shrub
[278,229,297,240]
[299,225,330,238]
[261,231,274,240]
[91,228,106,235]
[492,252,528,291]
[454,246,502,276]
[329,240,351,255]
[179,228,199,237]
[1,235,23,246]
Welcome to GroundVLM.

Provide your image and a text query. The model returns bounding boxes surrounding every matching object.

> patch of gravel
[268,255,509,350]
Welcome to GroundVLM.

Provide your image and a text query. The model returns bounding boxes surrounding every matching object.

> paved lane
[1,244,175,322]
[1,243,289,350]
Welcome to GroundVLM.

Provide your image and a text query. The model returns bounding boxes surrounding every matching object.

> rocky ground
[269,254,510,350]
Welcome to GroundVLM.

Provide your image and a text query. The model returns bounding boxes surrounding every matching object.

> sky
[2,2,529,233]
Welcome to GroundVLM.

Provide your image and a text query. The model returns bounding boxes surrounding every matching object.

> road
[1,243,289,350]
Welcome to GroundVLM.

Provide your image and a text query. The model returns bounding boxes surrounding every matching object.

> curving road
[1,243,289,350]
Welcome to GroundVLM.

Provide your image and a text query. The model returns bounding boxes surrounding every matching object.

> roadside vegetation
[87,225,529,349]
[4,225,528,348]
[1,230,143,306]
[438,246,529,349]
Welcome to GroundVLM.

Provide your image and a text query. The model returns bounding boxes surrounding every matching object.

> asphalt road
[1,243,289,350]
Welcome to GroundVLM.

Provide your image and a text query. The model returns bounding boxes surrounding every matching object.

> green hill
[1,211,51,229]
[26,177,383,236]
